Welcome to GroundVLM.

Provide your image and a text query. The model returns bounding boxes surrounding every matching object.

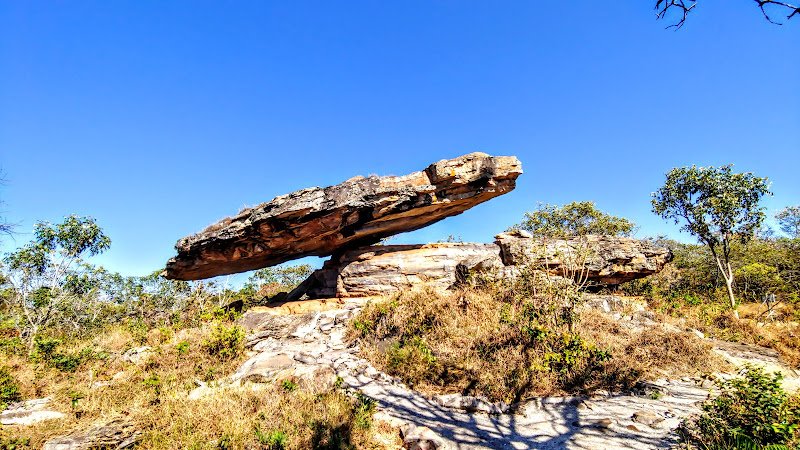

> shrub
[30,337,88,372]
[175,340,190,355]
[351,281,721,403]
[255,428,287,450]
[680,366,800,449]
[0,337,24,356]
[0,366,21,410]
[203,323,245,360]
[0,435,30,449]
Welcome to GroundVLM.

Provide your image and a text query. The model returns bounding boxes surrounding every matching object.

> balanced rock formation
[295,232,672,298]
[165,153,522,280]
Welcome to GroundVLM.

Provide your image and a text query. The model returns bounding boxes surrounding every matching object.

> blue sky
[1,1,798,277]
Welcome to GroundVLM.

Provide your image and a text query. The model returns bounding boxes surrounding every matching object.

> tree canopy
[515,201,635,238]
[651,164,771,311]
[776,206,800,239]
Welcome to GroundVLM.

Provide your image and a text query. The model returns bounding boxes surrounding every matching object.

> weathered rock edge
[164,153,522,280]
[295,231,672,299]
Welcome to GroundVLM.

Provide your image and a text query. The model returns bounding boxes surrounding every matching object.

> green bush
[32,337,61,359]
[0,366,21,411]
[385,337,436,385]
[0,435,30,449]
[30,337,88,372]
[680,366,800,449]
[0,337,24,356]
[203,323,245,360]
[254,428,287,450]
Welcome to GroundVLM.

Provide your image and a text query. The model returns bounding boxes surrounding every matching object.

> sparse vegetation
[679,366,800,449]
[0,366,21,410]
[203,323,245,360]
[350,282,722,403]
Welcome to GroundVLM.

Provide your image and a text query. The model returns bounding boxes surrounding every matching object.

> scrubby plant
[203,323,245,360]
[350,280,719,403]
[680,366,800,449]
[255,427,287,450]
[0,366,21,410]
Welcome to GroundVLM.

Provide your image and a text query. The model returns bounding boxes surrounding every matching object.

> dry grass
[350,285,723,404]
[647,297,800,368]
[0,321,391,449]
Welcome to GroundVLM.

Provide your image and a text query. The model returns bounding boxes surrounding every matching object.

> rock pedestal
[292,232,672,299]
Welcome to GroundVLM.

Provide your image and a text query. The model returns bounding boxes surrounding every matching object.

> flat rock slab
[1,397,65,426]
[165,153,522,280]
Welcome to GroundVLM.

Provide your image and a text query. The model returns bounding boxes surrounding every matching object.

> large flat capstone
[165,153,522,280]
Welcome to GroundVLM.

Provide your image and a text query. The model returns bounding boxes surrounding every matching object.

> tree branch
[655,0,798,27]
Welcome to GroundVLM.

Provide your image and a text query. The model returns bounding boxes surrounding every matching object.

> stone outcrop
[42,418,140,450]
[292,233,672,298]
[302,243,505,298]
[495,230,673,285]
[0,397,65,426]
[165,153,522,280]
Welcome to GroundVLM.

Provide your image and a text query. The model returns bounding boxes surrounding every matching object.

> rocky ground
[227,296,800,449]
[4,294,797,449]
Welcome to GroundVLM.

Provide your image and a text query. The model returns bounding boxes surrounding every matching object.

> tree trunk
[724,276,739,319]
[714,255,739,319]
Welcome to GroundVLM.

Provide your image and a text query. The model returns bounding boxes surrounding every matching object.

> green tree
[514,201,635,238]
[651,165,771,314]
[2,215,110,344]
[241,263,314,300]
[776,206,800,239]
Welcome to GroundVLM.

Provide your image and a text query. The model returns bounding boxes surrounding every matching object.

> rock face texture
[495,230,673,285]
[296,232,672,298]
[0,397,65,426]
[165,153,522,280]
[303,243,505,298]
[42,419,140,450]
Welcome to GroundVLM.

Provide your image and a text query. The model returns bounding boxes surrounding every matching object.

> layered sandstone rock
[495,230,673,285]
[165,153,522,280]
[295,233,672,298]
[302,243,505,298]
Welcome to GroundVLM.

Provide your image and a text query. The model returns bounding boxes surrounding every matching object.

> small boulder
[632,410,665,428]
[121,346,153,365]
[402,425,448,450]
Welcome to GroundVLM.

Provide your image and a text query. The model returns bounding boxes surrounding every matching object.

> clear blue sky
[1,1,798,277]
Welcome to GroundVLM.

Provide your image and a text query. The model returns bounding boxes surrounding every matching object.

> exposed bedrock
[164,153,522,280]
[296,233,672,299]
[495,230,674,285]
[302,243,506,299]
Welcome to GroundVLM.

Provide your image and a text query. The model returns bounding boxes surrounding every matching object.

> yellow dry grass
[1,322,397,449]
[350,285,725,403]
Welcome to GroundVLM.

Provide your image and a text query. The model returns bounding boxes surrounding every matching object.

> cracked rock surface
[215,296,800,450]
[165,153,522,280]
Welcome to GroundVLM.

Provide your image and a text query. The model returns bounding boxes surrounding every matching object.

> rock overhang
[164,152,523,280]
